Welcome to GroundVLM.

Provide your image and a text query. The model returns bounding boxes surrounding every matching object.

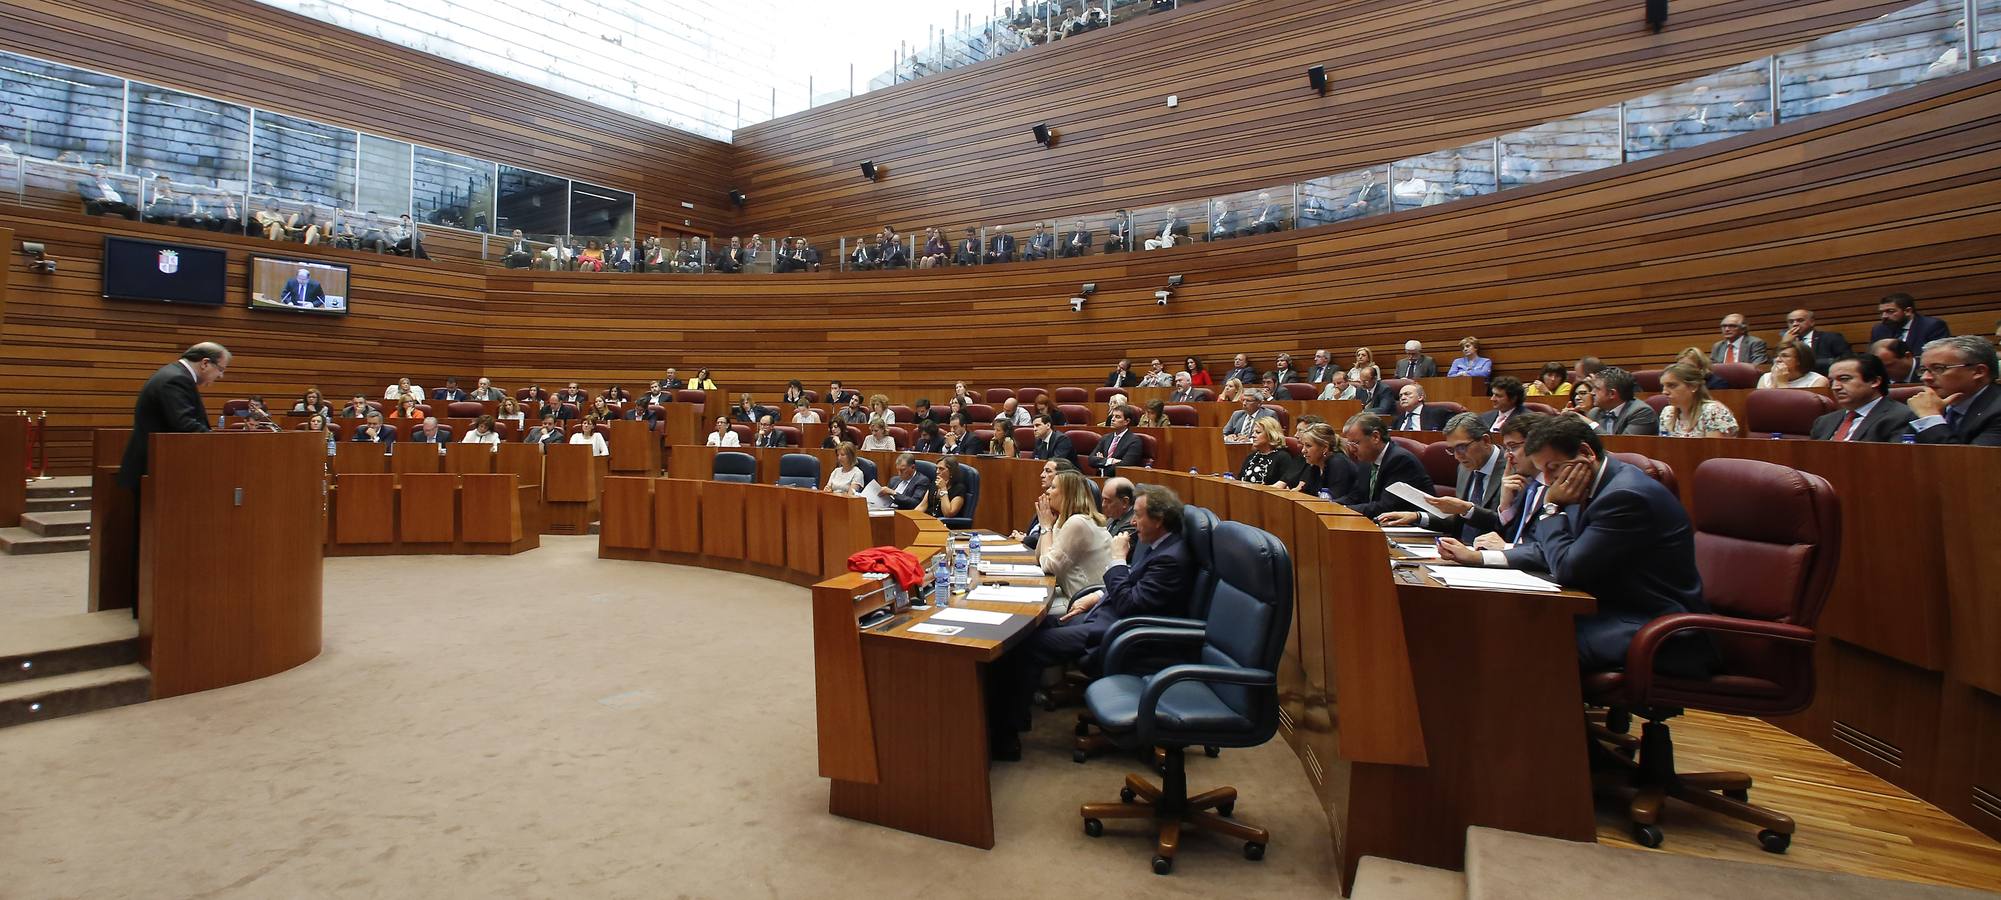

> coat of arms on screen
[157,249,179,274]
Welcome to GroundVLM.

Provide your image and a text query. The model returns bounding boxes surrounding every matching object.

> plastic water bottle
[1188,467,1197,475]
[1319,490,1332,501]
[1769,432,1783,441]
[1222,472,1235,480]
[968,533,982,569]
[952,549,970,594]
[933,557,951,607]
[1900,433,1917,445]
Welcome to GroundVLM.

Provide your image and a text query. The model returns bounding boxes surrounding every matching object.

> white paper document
[1424,566,1562,592]
[978,563,1045,577]
[867,508,897,518]
[977,542,1031,553]
[1380,525,1438,536]
[965,585,1049,605]
[1386,482,1451,517]
[1393,542,1440,559]
[909,623,964,636]
[862,480,892,510]
[930,608,1015,625]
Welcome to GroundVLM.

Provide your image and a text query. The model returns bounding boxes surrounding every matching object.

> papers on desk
[978,562,1045,577]
[1387,482,1451,518]
[965,585,1049,605]
[930,607,1016,625]
[1380,525,1438,537]
[1393,542,1441,559]
[1424,566,1562,592]
[908,623,964,636]
[863,480,892,510]
[978,541,1030,553]
[867,508,897,518]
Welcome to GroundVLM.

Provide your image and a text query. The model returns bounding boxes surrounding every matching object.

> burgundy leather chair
[1164,404,1199,427]
[1377,377,1413,398]
[1744,390,1834,439]
[220,398,252,417]
[1016,387,1049,404]
[1066,430,1101,470]
[1281,382,1319,400]
[375,422,401,440]
[1389,436,1428,462]
[802,390,820,403]
[964,403,995,422]
[1644,394,1672,414]
[491,420,518,441]
[1057,403,1092,425]
[1712,362,1763,389]
[1524,402,1558,415]
[1610,452,1678,496]
[773,425,803,447]
[1282,436,1301,456]
[1887,385,1924,403]
[674,390,707,405]
[1133,433,1158,468]
[985,388,1016,403]
[1417,440,1459,497]
[1430,401,1467,417]
[729,423,754,444]
[446,401,484,417]
[1632,369,1664,393]
[1589,458,1840,854]
[1258,404,1291,431]
[515,388,545,403]
[1012,426,1037,453]
[1054,386,1090,403]
[1091,386,1124,402]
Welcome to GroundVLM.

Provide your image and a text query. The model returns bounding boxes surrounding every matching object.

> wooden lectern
[137,431,325,698]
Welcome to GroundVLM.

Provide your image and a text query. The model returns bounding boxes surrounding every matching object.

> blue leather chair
[855,457,878,486]
[711,451,757,483]
[1078,521,1291,874]
[940,463,980,529]
[776,453,821,487]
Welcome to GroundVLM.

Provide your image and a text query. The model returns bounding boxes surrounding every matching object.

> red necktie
[1725,343,1738,363]
[1832,411,1858,442]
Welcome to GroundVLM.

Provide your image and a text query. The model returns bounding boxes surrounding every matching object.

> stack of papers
[1393,542,1440,559]
[977,541,1030,553]
[1424,566,1561,592]
[978,562,1045,577]
[965,585,1049,605]
[1380,525,1439,537]
[1388,483,1451,517]
[909,623,963,636]
[931,607,1016,625]
[867,508,897,518]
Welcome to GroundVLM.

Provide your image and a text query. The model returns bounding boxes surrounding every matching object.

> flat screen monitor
[101,236,227,306]
[249,256,351,315]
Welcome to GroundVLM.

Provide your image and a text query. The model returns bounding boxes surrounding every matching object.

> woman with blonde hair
[824,443,866,494]
[1658,362,1740,438]
[1036,470,1115,599]
[861,421,898,452]
[1675,346,1730,390]
[1217,377,1245,404]
[867,394,896,427]
[1348,347,1377,383]
[1237,416,1302,484]
[496,395,525,427]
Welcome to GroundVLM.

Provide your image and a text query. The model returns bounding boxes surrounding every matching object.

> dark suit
[1427,452,1507,543]
[1298,454,1359,499]
[1911,385,2001,447]
[1390,404,1453,432]
[1307,364,1338,382]
[942,434,986,456]
[1336,442,1436,518]
[1104,370,1138,388]
[1361,383,1397,415]
[1022,233,1054,261]
[351,424,396,444]
[1505,459,1709,670]
[1596,400,1661,436]
[1809,398,1916,443]
[1794,330,1853,374]
[118,361,211,491]
[1395,356,1439,379]
[1059,230,1093,257]
[524,427,566,444]
[409,428,450,444]
[1869,314,1951,354]
[985,234,1017,263]
[432,388,467,401]
[1090,428,1144,475]
[1223,407,1276,439]
[1224,366,1259,386]
[278,277,325,307]
[886,473,932,510]
[953,239,980,266]
[754,431,787,448]
[1033,431,1075,462]
[1270,366,1302,385]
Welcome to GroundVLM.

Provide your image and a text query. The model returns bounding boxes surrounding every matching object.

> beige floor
[0,538,1339,899]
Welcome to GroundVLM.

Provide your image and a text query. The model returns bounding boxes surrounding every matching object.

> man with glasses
[1375,413,1505,543]
[119,342,229,493]
[1709,313,1769,366]
[1908,335,2001,446]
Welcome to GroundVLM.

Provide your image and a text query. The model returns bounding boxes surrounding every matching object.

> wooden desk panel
[830,639,998,848]
[822,495,872,577]
[544,444,596,502]
[607,420,660,474]
[334,474,396,544]
[493,443,544,485]
[397,474,459,543]
[745,485,788,568]
[460,474,525,545]
[655,478,702,554]
[700,480,748,559]
[783,489,823,580]
[599,477,654,550]
[446,443,496,474]
[392,443,446,474]
[334,442,391,475]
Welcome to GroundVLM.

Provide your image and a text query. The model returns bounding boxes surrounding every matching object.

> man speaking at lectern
[118,342,229,493]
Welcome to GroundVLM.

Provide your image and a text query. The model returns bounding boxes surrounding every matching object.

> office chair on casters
[711,451,757,483]
[939,463,979,529]
[1589,458,1839,853]
[1079,521,1290,875]
[775,453,821,487]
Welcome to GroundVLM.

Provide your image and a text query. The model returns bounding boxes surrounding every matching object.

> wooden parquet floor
[1594,711,2001,893]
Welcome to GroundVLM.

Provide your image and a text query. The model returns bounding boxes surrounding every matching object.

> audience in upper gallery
[1525,362,1573,399]
[1481,376,1526,431]
[988,417,1021,457]
[1136,399,1170,429]
[849,236,879,270]
[292,388,332,418]
[1223,353,1259,386]
[953,228,981,266]
[1756,339,1830,389]
[575,240,606,272]
[1183,356,1214,386]
[352,412,395,444]
[524,417,566,444]
[1394,340,1439,379]
[705,416,741,447]
[1780,308,1851,374]
[1378,413,1506,542]
[1030,414,1074,461]
[1036,469,1115,599]
[1710,313,1769,366]
[541,238,574,270]
[986,230,1018,264]
[1137,359,1174,388]
[1657,363,1740,438]
[1447,336,1492,377]
[1909,335,2001,446]
[862,422,897,452]
[1317,370,1359,400]
[1105,359,1138,388]
[1169,372,1202,402]
[75,164,139,218]
[1060,221,1093,258]
[1436,416,1713,674]
[1334,412,1436,517]
[987,481,1190,761]
[1348,347,1377,383]
[917,228,949,269]
[1237,417,1303,485]
[824,443,868,495]
[1285,423,1356,498]
[1089,406,1144,475]
[1870,338,1922,384]
[1223,390,1276,443]
[1269,353,1302,384]
[1390,383,1453,432]
[1572,366,1657,435]
[1812,354,1917,442]
[1870,292,1952,351]
[1022,224,1054,262]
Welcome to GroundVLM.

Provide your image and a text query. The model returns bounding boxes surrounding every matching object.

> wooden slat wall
[729,0,1912,239]
[0,0,736,237]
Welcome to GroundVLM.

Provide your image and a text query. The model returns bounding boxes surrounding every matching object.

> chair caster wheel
[1151,855,1173,875]
[1605,709,1631,734]
[1724,788,1749,802]
[1083,818,1103,838]
[1073,749,1089,764]
[1632,823,1664,848]
[1119,786,1136,803]
[1244,841,1266,861]
[1076,722,1092,738]
[1204,745,1221,758]
[1758,830,1790,853]
[1217,802,1234,818]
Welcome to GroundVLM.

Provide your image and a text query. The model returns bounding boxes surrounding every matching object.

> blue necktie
[1512,482,1542,543]
[1945,406,1964,433]
[1461,470,1487,543]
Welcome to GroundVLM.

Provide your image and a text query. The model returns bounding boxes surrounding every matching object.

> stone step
[22,509,90,537]
[24,475,92,500]
[0,610,141,685]
[0,663,151,729]
[0,527,90,555]
[25,495,92,513]
[1352,856,1466,900]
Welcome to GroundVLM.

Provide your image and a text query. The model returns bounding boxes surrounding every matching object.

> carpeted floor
[0,537,1339,899]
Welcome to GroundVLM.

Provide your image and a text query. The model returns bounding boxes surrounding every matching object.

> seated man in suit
[1244,192,1286,235]
[1389,383,1453,431]
[1394,340,1439,379]
[338,394,374,419]
[1710,312,1770,366]
[501,230,534,269]
[1334,413,1436,518]
[351,412,396,444]
[1088,405,1144,476]
[1030,413,1074,462]
[432,377,467,402]
[409,417,450,444]
[524,416,567,444]
[953,228,981,266]
[1572,367,1659,435]
[985,230,1017,264]
[1306,349,1338,383]
[752,415,787,448]
[909,422,946,454]
[1021,224,1054,261]
[941,413,985,456]
[1869,338,1922,385]
[1223,391,1277,443]
[1781,308,1851,374]
[1059,220,1093,257]
[1318,370,1361,400]
[1908,335,2001,446]
[1142,207,1182,251]
[1479,375,1527,432]
[1168,371,1201,402]
[142,176,190,227]
[469,377,506,402]
[874,453,934,510]
[986,483,1195,759]
[76,164,138,219]
[1356,366,1395,413]
[1100,477,1137,544]
[1269,353,1302,384]
[1812,354,1917,442]
[1466,412,1554,552]
[1436,416,1712,673]
[1869,292,1951,352]
[277,266,326,308]
[1136,358,1174,388]
[1207,201,1237,241]
[1376,413,1506,543]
